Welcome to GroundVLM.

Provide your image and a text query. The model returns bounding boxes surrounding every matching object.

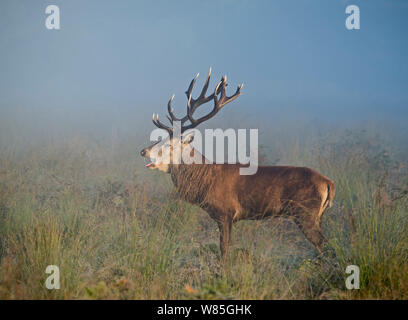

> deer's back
[209,165,333,220]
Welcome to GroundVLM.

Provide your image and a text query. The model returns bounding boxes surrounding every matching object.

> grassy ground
[0,128,407,299]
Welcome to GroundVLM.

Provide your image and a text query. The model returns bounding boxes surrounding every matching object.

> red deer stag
[140,68,335,262]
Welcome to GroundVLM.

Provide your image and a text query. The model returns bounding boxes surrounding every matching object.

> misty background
[3,1,408,300]
[0,0,407,151]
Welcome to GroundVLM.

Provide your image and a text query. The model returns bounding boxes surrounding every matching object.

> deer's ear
[182,132,195,144]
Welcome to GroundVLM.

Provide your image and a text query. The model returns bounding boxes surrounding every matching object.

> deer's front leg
[218,215,232,264]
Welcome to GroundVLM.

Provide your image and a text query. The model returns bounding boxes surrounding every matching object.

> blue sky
[0,0,407,128]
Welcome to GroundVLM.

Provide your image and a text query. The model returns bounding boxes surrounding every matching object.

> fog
[2,1,408,301]
[1,0,407,150]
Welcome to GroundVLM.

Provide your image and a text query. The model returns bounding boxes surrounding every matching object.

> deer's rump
[229,165,334,221]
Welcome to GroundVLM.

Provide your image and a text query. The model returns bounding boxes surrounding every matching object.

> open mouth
[144,158,156,168]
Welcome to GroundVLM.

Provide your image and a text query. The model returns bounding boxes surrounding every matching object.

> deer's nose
[140,149,146,157]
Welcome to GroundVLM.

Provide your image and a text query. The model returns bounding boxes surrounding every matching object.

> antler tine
[200,67,212,97]
[152,113,173,135]
[212,79,224,111]
[218,75,228,102]
[167,94,180,124]
[220,82,243,107]
[185,73,200,108]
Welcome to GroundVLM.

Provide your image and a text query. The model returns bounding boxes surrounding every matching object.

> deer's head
[140,68,243,173]
[140,133,195,173]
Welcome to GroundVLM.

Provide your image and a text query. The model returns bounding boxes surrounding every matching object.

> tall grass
[0,128,407,299]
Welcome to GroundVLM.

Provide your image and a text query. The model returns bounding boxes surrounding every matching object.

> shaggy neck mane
[170,158,220,204]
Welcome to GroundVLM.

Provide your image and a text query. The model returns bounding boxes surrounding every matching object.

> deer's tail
[318,179,335,220]
[324,180,336,209]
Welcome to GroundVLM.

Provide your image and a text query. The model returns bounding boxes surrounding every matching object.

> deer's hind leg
[295,218,326,254]
[217,215,232,264]
[292,201,327,254]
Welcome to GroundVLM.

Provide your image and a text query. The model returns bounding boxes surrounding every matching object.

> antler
[152,68,243,134]
[184,73,243,131]
[152,113,173,136]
